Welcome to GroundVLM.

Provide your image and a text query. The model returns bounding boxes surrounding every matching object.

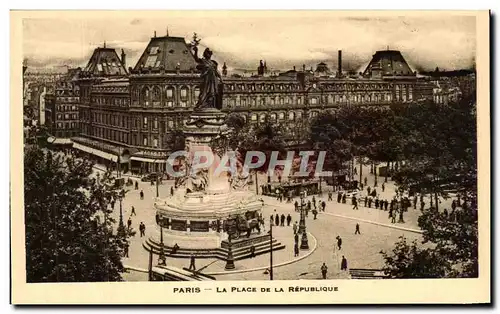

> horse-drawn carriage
[222,211,261,240]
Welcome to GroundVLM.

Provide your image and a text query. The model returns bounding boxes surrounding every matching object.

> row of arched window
[132,85,201,107]
[225,83,300,92]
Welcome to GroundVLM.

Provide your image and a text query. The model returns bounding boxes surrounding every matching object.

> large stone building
[69,33,437,175]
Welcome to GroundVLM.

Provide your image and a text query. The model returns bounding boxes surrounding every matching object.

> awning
[131,156,167,163]
[73,142,118,163]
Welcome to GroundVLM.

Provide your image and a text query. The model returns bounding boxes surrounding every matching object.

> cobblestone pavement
[93,162,452,281]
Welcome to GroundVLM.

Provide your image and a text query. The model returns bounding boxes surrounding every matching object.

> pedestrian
[140,189,144,200]
[170,186,174,196]
[342,194,347,204]
[413,196,417,209]
[275,214,280,227]
[294,242,299,257]
[294,200,299,212]
[321,263,328,279]
[451,200,457,212]
[135,181,138,190]
[341,256,348,271]
[375,198,379,209]
[131,206,136,216]
[188,254,196,271]
[312,208,318,219]
[110,199,116,210]
[321,201,326,212]
[364,177,368,187]
[171,243,179,254]
[286,214,292,226]
[367,186,371,196]
[443,208,449,218]
[151,179,154,186]
[368,197,372,208]
[382,182,385,192]
[337,192,342,203]
[140,222,146,237]
[336,236,342,250]
[391,211,396,223]
[294,232,299,244]
[293,221,298,234]
[280,214,285,227]
[312,196,317,209]
[127,217,132,229]
[249,245,256,258]
[355,223,360,234]
[420,201,425,211]
[328,192,333,201]
[123,242,129,258]
[384,200,389,211]
[352,197,358,210]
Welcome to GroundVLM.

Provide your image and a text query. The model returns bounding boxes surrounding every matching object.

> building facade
[71,34,441,175]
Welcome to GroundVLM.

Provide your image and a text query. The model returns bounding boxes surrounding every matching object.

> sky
[22,12,477,74]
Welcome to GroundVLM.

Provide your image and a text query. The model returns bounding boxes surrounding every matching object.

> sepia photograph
[10,10,490,304]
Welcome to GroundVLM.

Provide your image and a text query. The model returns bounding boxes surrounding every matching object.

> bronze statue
[192,45,223,110]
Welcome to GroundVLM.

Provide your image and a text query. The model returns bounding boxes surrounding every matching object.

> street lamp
[298,192,309,250]
[117,189,126,237]
[224,233,235,270]
[158,222,166,265]
[269,218,274,280]
[298,192,306,234]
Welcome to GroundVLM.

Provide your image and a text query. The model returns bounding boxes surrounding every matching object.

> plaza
[91,162,440,281]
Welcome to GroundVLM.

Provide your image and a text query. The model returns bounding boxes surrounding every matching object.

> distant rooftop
[363,50,415,77]
[82,47,128,77]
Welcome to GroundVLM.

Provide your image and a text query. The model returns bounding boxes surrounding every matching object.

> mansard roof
[133,36,198,73]
[82,47,128,77]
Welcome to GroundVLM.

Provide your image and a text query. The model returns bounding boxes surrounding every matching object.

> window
[153,137,158,148]
[251,114,257,121]
[310,98,318,105]
[143,136,148,146]
[278,112,285,120]
[270,113,277,121]
[154,118,158,129]
[280,98,284,105]
[259,114,266,123]
[149,47,160,54]
[143,117,148,129]
[288,112,295,121]
[180,101,187,107]
[166,87,174,98]
[145,56,157,67]
[194,87,200,98]
[298,97,302,105]
[168,120,174,129]
[167,101,173,107]
[180,87,188,98]
[64,114,69,119]
[297,112,302,119]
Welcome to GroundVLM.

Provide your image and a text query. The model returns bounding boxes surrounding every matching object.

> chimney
[121,49,126,68]
[302,64,306,72]
[293,66,296,71]
[338,50,342,77]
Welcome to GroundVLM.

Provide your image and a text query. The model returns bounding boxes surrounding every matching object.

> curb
[123,232,318,277]
[322,212,422,234]
[205,232,318,276]
[266,198,422,234]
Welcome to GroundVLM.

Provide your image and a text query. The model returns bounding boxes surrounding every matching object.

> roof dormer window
[150,47,159,54]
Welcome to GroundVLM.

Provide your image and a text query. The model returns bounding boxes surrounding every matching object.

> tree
[381,206,478,278]
[24,146,134,282]
[163,128,186,152]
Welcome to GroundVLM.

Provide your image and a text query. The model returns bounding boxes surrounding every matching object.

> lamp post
[298,192,309,250]
[298,192,306,234]
[269,218,274,280]
[117,189,126,237]
[224,233,235,270]
[158,223,166,265]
